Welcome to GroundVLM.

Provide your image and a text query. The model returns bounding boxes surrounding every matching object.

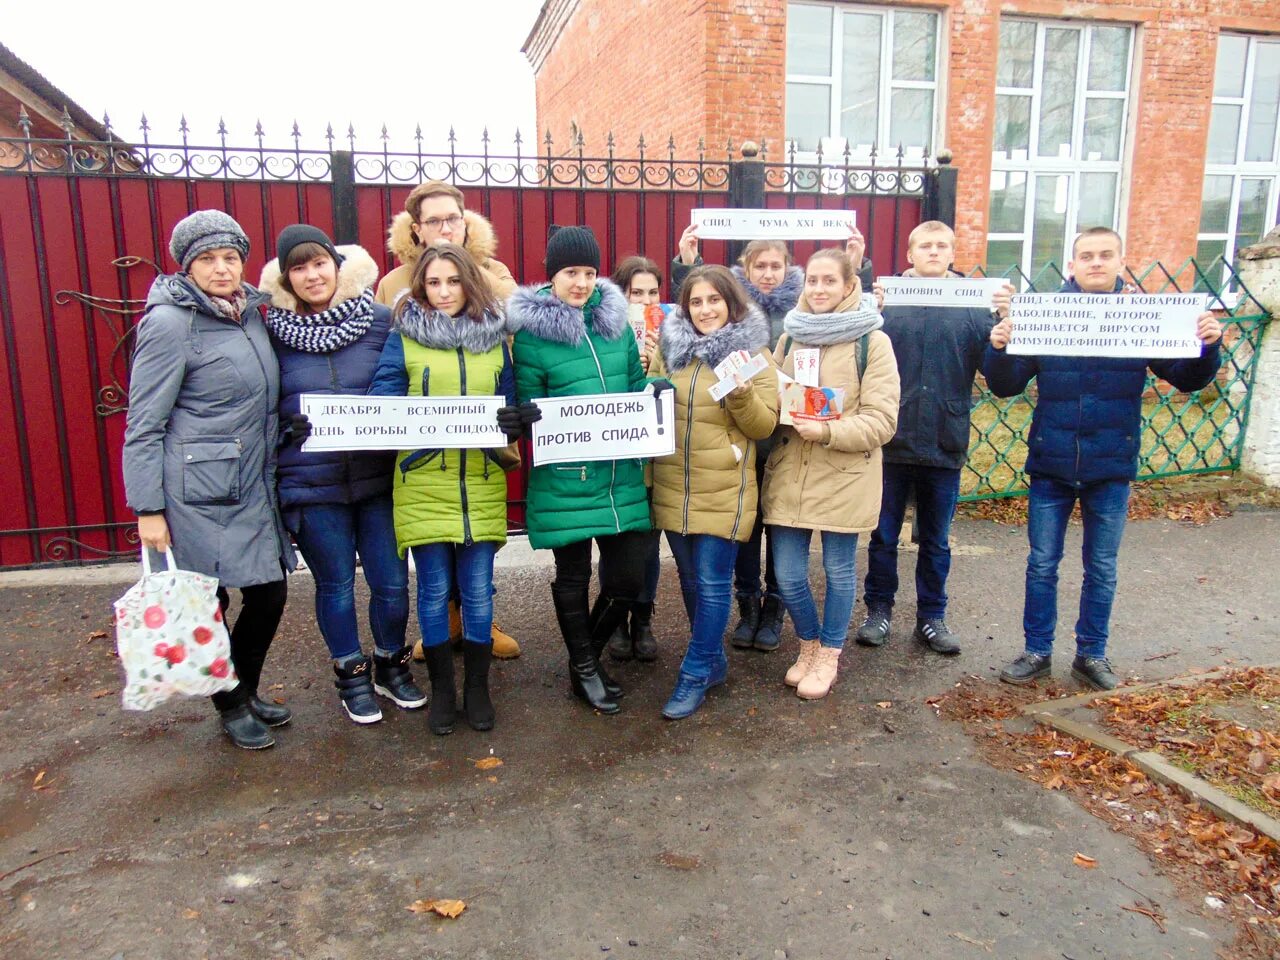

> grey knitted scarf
[782,304,883,346]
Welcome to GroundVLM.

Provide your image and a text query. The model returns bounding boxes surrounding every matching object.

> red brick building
[524,1,1280,284]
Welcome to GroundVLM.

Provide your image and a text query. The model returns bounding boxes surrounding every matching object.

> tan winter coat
[374,208,516,307]
[650,305,779,541]
[761,292,900,534]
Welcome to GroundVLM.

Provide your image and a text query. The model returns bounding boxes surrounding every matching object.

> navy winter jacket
[274,303,396,510]
[880,276,996,470]
[981,279,1221,486]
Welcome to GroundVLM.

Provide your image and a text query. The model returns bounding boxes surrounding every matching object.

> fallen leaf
[657,852,700,870]
[1073,852,1098,869]
[876,701,893,710]
[182,908,200,920]
[272,697,286,705]
[746,706,757,717]
[474,757,503,771]
[948,932,993,952]
[90,688,113,699]
[87,629,108,641]
[486,776,498,783]
[407,898,466,918]
[32,770,45,787]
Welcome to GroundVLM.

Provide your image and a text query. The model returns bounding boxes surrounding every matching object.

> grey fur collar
[395,299,507,354]
[659,302,770,373]
[731,264,804,316]
[506,278,629,346]
[783,304,883,346]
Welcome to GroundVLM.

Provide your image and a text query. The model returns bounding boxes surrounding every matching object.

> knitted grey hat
[169,210,250,271]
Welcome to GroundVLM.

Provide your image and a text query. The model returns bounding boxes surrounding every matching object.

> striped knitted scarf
[264,288,374,353]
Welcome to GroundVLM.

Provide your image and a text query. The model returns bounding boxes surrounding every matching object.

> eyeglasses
[418,215,464,231]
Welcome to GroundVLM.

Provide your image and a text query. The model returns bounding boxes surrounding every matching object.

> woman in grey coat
[123,210,297,750]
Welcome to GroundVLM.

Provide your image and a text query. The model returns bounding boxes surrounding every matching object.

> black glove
[648,378,675,397]
[496,405,524,441]
[518,401,543,426]
[289,412,313,447]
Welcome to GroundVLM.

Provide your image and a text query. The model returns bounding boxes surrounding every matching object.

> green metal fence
[960,257,1272,500]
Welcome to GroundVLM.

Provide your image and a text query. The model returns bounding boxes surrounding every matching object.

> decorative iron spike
[667,134,676,153]
[179,114,190,135]
[449,126,457,143]
[637,133,646,151]
[217,117,227,137]
[414,123,423,142]
[544,128,553,149]
[17,105,31,137]
[60,106,74,135]
[255,119,265,138]
[325,123,335,148]
[482,126,490,144]
[347,123,356,150]
[576,129,585,149]
[291,119,301,138]
[514,127,523,146]
[896,143,905,161]
[606,131,614,150]
[102,111,112,135]
[380,123,389,141]
[139,113,149,135]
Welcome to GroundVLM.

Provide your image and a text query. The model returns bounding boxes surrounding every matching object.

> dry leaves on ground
[473,757,503,771]
[1073,852,1098,869]
[406,898,467,918]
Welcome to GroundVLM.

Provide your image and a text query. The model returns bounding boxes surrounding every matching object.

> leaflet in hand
[707,350,769,401]
[777,372,845,425]
[628,303,675,349]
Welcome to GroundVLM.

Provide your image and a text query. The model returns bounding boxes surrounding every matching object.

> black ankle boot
[421,643,457,736]
[587,595,627,698]
[219,703,274,750]
[552,586,620,715]
[462,640,495,731]
[630,601,657,662]
[730,594,761,649]
[248,694,292,727]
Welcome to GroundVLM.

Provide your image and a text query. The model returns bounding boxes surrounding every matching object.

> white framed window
[985,19,1134,284]
[1197,34,1280,292]
[784,2,941,163]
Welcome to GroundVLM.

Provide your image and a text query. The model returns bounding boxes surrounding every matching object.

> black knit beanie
[544,225,600,278]
[275,224,343,273]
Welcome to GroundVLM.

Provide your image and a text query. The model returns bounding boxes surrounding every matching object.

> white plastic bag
[113,548,238,710]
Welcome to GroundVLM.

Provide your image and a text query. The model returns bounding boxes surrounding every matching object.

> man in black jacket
[856,221,1010,655]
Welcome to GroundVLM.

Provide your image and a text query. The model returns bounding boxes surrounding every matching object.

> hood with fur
[394,299,508,354]
[258,244,378,312]
[731,263,804,317]
[659,302,770,373]
[387,208,501,268]
[506,278,628,346]
[145,273,269,316]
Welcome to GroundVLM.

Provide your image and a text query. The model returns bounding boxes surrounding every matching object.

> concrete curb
[1020,664,1280,844]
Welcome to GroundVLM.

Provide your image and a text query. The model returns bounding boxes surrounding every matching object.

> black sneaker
[373,647,429,709]
[1072,655,1119,691]
[913,618,961,656]
[855,603,891,647]
[729,595,760,650]
[334,655,383,725]
[998,652,1052,685]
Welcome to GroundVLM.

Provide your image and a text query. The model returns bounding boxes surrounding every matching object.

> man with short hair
[983,227,1223,690]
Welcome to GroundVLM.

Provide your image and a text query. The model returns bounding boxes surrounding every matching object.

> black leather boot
[462,640,496,731]
[587,595,628,698]
[552,586,620,715]
[421,642,457,736]
[729,594,760,649]
[248,694,292,727]
[630,601,657,662]
[219,703,274,750]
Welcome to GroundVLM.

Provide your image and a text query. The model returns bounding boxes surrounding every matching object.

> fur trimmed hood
[258,244,378,312]
[506,277,629,346]
[145,273,269,316]
[387,208,500,269]
[394,299,507,355]
[731,263,804,317]
[659,302,770,373]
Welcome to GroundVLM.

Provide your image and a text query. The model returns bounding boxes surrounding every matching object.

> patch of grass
[1220,782,1279,818]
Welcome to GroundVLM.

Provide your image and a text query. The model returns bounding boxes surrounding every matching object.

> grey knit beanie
[169,210,250,271]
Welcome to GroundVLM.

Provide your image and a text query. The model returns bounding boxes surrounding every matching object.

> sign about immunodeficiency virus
[299,394,506,452]
[1007,293,1208,359]
[530,391,676,466]
[878,276,1008,309]
[691,208,856,240]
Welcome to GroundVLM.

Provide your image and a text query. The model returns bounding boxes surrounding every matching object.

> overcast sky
[6,0,545,154]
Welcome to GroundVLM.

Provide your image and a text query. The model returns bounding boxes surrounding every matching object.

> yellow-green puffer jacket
[651,304,779,541]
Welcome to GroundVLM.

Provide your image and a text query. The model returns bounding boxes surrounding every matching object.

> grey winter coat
[122,274,296,587]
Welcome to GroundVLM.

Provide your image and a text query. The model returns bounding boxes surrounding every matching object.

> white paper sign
[708,351,769,401]
[793,348,821,387]
[879,276,1008,309]
[1007,293,1209,358]
[531,391,677,466]
[299,394,506,452]
[691,207,856,240]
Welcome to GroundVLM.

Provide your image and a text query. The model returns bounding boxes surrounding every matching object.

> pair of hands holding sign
[495,380,676,441]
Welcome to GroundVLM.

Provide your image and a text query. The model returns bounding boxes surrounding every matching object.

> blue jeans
[1024,477,1130,659]
[411,541,499,648]
[771,525,860,649]
[665,532,738,679]
[291,494,409,660]
[863,463,962,619]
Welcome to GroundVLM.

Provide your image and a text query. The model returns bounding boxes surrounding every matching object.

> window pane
[841,13,882,148]
[786,83,831,151]
[1199,175,1234,233]
[993,95,1031,160]
[787,3,832,75]
[1082,98,1124,161]
[1214,35,1249,98]
[1236,178,1272,244]
[988,169,1028,234]
[1087,26,1130,92]
[1077,172,1117,228]
[1038,28,1080,158]
[997,20,1036,88]
[985,239,1025,283]
[893,11,937,82]
[1244,42,1280,162]
[1207,104,1242,164]
[1194,239,1229,293]
[889,88,933,151]
[1030,174,1070,280]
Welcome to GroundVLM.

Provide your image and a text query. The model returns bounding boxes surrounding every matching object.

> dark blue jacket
[981,279,1221,486]
[274,302,395,510]
[880,274,996,470]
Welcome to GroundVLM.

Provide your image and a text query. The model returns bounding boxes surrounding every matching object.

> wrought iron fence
[960,257,1270,500]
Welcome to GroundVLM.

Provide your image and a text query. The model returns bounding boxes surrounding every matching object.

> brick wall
[526,0,1280,271]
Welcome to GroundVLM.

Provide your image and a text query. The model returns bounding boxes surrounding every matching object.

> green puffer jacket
[367,302,518,556]
[508,279,653,549]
